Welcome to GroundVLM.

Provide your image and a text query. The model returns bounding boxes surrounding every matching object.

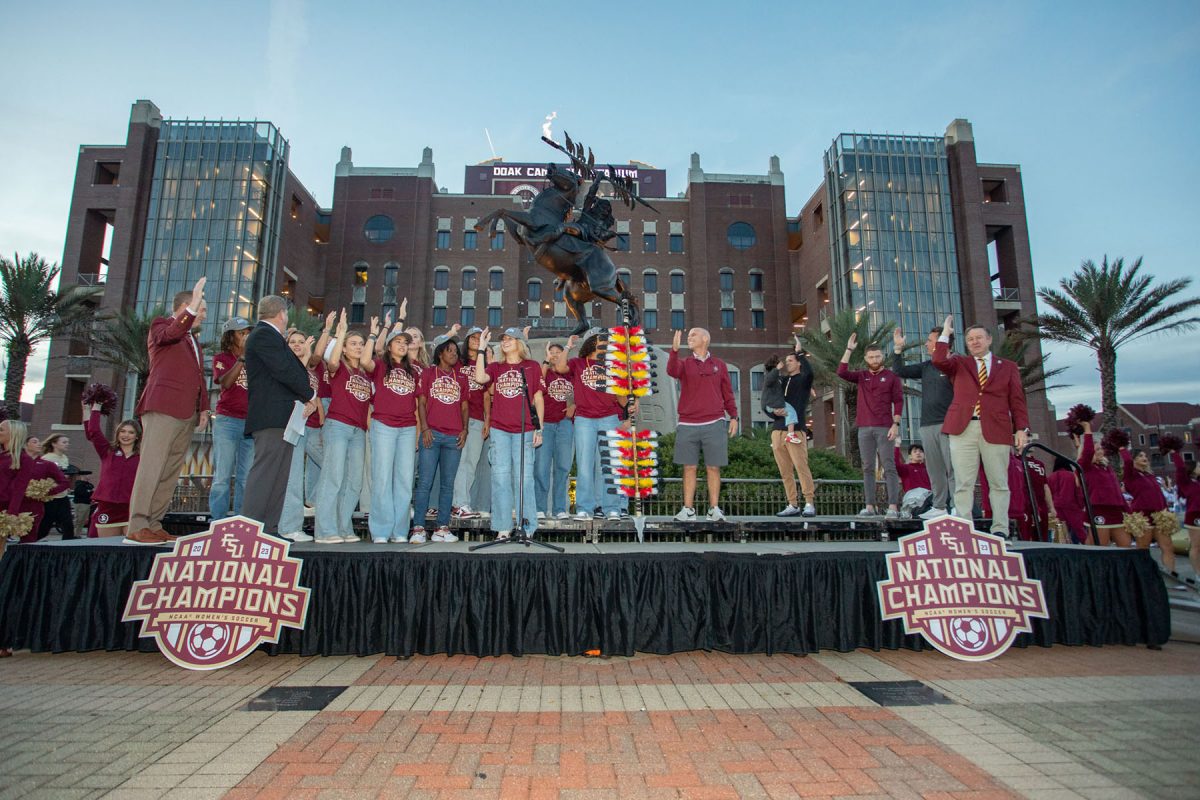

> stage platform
[0,534,1170,659]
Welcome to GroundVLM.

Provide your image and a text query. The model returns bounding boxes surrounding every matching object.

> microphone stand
[471,358,563,553]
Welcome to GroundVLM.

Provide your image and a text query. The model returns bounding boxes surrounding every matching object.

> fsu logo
[460,363,482,392]
[495,367,527,399]
[429,372,462,404]
[384,367,416,396]
[345,371,372,402]
[123,517,310,671]
[307,370,319,392]
[235,368,248,389]
[877,516,1048,661]
[547,375,573,403]
[583,362,606,391]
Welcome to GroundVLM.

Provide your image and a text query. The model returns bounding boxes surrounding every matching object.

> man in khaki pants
[125,276,210,544]
[764,345,817,517]
[932,315,1029,535]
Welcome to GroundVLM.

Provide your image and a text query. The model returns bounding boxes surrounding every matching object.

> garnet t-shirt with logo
[459,360,487,422]
[542,369,573,424]
[371,359,421,428]
[486,360,545,433]
[212,352,249,418]
[326,361,372,430]
[422,365,469,435]
[305,363,325,429]
[566,357,621,419]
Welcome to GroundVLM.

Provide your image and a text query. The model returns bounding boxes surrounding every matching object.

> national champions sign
[123,516,310,670]
[877,516,1049,661]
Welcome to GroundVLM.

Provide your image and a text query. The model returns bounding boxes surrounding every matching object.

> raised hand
[893,328,905,349]
[335,308,348,336]
[383,310,392,329]
[369,316,380,337]
[399,298,408,319]
[672,329,682,351]
[845,332,858,352]
[302,336,315,362]
[324,310,336,333]
[190,275,207,307]
[478,327,492,349]
[448,323,462,337]
[566,334,579,351]
[522,325,531,341]
[943,314,954,335]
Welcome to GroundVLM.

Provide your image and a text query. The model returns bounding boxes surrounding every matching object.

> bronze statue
[475,133,658,335]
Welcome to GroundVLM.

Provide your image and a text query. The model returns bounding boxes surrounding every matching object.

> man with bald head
[668,327,739,522]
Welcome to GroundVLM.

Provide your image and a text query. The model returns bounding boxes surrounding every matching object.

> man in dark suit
[240,295,318,538]
[933,314,1030,535]
[126,276,210,545]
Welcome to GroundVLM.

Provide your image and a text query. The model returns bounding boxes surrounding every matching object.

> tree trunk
[4,337,30,420]
[1098,344,1119,434]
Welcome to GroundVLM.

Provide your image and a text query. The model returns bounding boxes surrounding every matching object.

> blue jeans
[413,430,462,530]
[279,428,325,535]
[369,420,418,541]
[490,429,538,535]
[573,414,620,515]
[209,414,254,519]
[313,419,365,540]
[535,418,574,515]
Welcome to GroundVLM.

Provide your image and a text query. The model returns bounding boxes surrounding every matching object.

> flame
[542,111,558,140]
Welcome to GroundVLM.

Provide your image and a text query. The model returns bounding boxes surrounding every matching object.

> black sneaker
[593,508,605,519]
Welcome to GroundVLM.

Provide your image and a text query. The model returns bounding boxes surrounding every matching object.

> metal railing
[1020,442,1099,545]
[992,287,1021,302]
[77,273,107,286]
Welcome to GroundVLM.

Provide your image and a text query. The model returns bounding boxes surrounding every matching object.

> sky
[2,0,1198,413]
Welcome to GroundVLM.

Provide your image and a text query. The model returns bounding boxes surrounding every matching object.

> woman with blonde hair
[1120,444,1176,574]
[83,402,142,537]
[475,327,544,540]
[0,420,68,545]
[36,434,76,540]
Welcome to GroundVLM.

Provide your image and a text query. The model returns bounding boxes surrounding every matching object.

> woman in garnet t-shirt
[536,342,576,518]
[209,322,254,520]
[475,328,544,540]
[278,329,327,539]
[413,337,469,538]
[363,327,425,543]
[312,310,372,543]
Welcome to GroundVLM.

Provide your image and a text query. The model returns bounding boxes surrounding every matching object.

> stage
[0,531,1170,659]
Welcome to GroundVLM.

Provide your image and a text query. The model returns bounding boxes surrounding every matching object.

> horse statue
[474,134,657,335]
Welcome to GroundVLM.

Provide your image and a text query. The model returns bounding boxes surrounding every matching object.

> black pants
[241,428,294,537]
[37,497,76,540]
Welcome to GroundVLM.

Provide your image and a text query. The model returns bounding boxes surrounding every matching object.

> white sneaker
[453,505,481,519]
[371,538,388,544]
[281,531,313,542]
[389,533,408,543]
[802,504,817,517]
[857,508,877,517]
[574,511,591,521]
[674,507,697,522]
[432,527,458,542]
[409,527,427,543]
[536,511,546,520]
[707,507,726,522]
[555,511,570,520]
[920,507,947,520]
[884,508,900,520]
[606,511,621,520]
[496,530,511,540]
[340,534,360,543]
[776,505,800,517]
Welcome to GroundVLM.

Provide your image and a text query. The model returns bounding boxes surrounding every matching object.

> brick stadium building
[34,101,1055,477]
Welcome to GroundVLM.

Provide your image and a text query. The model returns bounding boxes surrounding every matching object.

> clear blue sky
[3,0,1198,413]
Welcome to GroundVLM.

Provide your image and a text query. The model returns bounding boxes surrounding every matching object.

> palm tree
[1031,256,1200,432]
[995,330,1068,396]
[0,252,100,418]
[287,306,323,338]
[796,307,895,466]
[87,306,164,407]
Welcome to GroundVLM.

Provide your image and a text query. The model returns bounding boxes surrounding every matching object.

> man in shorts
[667,328,738,522]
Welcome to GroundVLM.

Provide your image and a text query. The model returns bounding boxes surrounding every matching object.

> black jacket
[761,368,786,429]
[243,321,314,435]
[781,354,815,431]
[891,353,953,427]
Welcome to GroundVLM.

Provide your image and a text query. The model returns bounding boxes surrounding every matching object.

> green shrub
[654,429,856,480]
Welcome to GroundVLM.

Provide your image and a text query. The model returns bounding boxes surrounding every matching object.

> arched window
[489,267,504,291]
[462,267,477,290]
[527,279,542,301]
[433,267,449,290]
[670,270,685,294]
[748,269,764,292]
[363,215,394,243]
[727,221,756,250]
[643,269,658,293]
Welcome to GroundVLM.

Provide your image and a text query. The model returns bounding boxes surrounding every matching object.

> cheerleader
[0,421,69,544]
[1120,445,1176,574]
[82,404,141,537]
[1168,445,1200,585]
[35,434,76,540]
[1047,456,1087,544]
[1077,422,1130,546]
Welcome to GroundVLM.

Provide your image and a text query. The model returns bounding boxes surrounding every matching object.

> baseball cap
[385,329,409,347]
[431,333,454,348]
[465,326,484,338]
[222,317,252,333]
[501,327,526,342]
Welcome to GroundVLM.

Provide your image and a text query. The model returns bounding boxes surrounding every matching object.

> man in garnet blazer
[126,276,211,544]
[932,314,1030,536]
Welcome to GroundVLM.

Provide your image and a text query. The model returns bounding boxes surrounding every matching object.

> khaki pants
[770,429,815,507]
[128,411,196,532]
[949,420,1011,534]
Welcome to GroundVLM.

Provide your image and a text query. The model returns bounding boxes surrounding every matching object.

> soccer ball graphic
[186,623,229,660]
[949,617,989,652]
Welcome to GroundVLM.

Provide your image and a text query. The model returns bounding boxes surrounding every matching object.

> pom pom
[24,478,59,503]
[1152,509,1179,537]
[1123,511,1150,539]
[1067,404,1096,424]
[81,383,119,416]
[1101,428,1129,455]
[1159,434,1183,454]
[0,511,35,538]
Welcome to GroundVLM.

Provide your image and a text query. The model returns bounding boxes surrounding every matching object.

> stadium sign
[122,516,310,670]
[877,516,1048,661]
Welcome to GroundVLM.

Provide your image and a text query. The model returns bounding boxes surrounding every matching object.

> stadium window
[463,230,477,250]
[462,268,477,290]
[752,309,765,329]
[671,310,685,330]
[727,221,756,250]
[670,271,685,294]
[643,309,657,330]
[719,270,734,292]
[434,268,449,290]
[489,268,504,290]
[721,310,735,328]
[527,279,542,301]
[490,232,504,250]
[643,270,658,292]
[432,307,447,326]
[643,233,657,253]
[669,233,683,253]
[749,271,764,292]
[615,234,630,252]
[461,307,475,326]
[436,230,450,250]
[488,307,502,327]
